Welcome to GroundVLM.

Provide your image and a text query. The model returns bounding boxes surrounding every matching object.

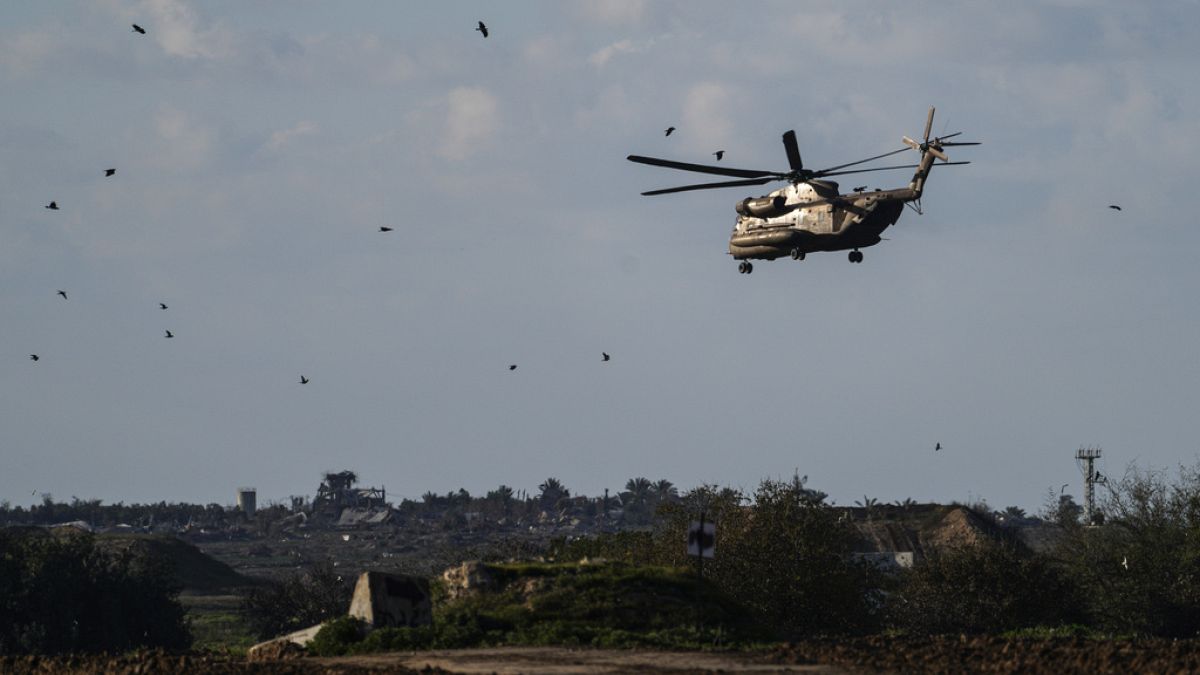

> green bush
[1057,464,1200,637]
[241,561,352,640]
[307,616,367,656]
[652,478,884,637]
[887,539,1083,635]
[0,528,190,655]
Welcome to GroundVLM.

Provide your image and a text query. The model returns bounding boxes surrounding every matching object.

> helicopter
[627,107,977,273]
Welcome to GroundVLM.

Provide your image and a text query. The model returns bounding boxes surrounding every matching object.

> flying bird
[1108,204,1122,211]
[935,442,941,451]
[164,330,174,338]
[1122,556,1128,570]
[300,375,309,384]
[159,302,168,310]
[476,21,488,38]
[57,290,68,300]
[602,352,610,362]
[509,364,517,371]
[379,226,393,232]
[664,126,675,137]
[132,24,145,34]
[105,168,116,177]
[30,354,39,362]
[45,201,58,210]
[713,150,724,161]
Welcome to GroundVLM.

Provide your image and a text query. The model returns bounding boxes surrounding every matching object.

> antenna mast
[1075,446,1107,525]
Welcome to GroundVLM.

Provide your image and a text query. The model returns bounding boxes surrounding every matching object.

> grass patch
[180,594,258,653]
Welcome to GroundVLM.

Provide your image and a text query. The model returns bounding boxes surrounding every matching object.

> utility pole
[1076,446,1107,525]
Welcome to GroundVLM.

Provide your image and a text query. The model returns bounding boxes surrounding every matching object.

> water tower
[237,487,257,517]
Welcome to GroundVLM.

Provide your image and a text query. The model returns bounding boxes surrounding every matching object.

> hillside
[94,533,256,593]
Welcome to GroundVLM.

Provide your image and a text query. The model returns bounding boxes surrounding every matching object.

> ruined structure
[313,471,387,520]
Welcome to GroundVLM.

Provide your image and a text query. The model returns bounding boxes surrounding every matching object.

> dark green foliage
[654,478,883,637]
[1057,465,1200,637]
[308,616,368,656]
[0,528,190,655]
[888,539,1084,634]
[240,560,352,640]
[311,562,766,655]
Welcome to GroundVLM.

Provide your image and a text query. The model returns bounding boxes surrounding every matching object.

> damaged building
[314,471,392,526]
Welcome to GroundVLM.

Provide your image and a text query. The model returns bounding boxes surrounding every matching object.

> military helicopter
[628,107,977,273]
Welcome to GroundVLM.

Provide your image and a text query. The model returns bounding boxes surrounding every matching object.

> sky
[2,1,1198,512]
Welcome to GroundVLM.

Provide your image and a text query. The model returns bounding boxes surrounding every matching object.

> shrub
[241,561,353,640]
[887,539,1083,634]
[0,528,190,655]
[307,616,367,656]
[1057,464,1200,636]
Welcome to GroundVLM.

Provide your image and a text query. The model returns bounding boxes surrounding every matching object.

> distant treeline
[0,476,694,530]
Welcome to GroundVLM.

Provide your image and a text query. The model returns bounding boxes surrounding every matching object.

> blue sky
[2,1,1198,511]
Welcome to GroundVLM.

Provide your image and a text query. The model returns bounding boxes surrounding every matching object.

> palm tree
[537,478,569,510]
[623,477,653,507]
[651,479,678,503]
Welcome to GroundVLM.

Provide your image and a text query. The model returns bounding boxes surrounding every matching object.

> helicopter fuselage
[729,182,908,260]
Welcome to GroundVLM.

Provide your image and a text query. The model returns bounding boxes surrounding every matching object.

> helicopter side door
[800,203,835,234]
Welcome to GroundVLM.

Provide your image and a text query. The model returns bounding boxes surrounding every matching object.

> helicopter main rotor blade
[815,147,911,174]
[816,160,970,178]
[940,141,981,146]
[641,177,775,196]
[782,130,804,173]
[626,155,778,179]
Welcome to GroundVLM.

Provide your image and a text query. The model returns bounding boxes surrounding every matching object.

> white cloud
[681,82,734,147]
[439,87,499,161]
[588,38,640,67]
[152,105,214,168]
[575,0,647,26]
[140,0,233,59]
[264,120,318,152]
[0,29,58,77]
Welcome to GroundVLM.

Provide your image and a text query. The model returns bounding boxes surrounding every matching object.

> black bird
[664,126,675,137]
[476,21,488,38]
[509,364,517,371]
[602,352,610,362]
[30,354,39,362]
[45,201,58,210]
[105,168,116,177]
[1108,204,1122,211]
[57,290,68,300]
[935,442,941,451]
[300,375,309,384]
[379,226,393,232]
[164,330,174,338]
[159,302,168,310]
[132,24,145,34]
[713,150,724,161]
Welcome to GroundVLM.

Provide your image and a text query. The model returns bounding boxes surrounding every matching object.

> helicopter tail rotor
[902,107,950,162]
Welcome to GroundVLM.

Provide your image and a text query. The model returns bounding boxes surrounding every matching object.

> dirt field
[7,639,1200,674]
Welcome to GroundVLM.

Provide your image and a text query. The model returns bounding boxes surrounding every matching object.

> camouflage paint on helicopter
[629,107,978,272]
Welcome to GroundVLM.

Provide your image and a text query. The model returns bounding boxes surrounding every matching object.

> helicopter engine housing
[735,195,789,219]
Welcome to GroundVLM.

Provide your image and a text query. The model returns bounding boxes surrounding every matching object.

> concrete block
[348,571,432,628]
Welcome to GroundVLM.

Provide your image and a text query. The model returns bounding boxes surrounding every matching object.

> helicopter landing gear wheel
[790,248,805,261]
[737,261,754,274]
[848,250,863,264]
